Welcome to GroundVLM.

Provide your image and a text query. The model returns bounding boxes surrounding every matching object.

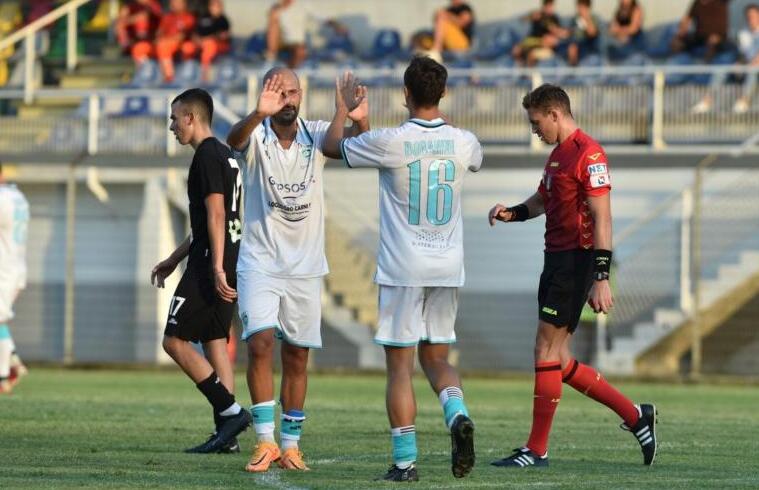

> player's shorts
[163,256,236,343]
[538,249,594,333]
[374,285,459,347]
[237,269,322,349]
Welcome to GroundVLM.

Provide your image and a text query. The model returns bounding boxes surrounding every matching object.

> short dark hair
[522,83,572,116]
[577,0,591,7]
[746,3,759,14]
[172,88,214,124]
[403,56,447,108]
[543,0,554,6]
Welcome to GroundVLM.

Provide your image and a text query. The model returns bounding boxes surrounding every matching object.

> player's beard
[272,104,299,125]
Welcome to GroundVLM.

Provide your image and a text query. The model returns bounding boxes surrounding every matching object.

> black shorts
[537,249,594,333]
[163,254,236,343]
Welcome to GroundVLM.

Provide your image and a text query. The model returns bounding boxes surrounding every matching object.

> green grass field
[1,368,758,489]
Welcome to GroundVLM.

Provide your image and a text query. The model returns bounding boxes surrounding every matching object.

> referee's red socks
[525,361,562,456]
[562,359,639,427]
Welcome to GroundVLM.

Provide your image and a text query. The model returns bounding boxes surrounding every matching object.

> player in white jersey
[226,67,368,473]
[0,162,30,394]
[323,56,483,481]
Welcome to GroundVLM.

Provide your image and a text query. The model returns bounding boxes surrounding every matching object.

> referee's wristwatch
[594,271,610,282]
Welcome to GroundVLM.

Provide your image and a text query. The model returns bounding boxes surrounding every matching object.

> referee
[151,88,250,453]
[488,84,657,468]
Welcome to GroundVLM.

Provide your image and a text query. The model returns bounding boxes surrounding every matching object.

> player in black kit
[151,88,250,453]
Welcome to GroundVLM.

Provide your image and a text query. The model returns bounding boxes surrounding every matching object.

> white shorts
[0,283,16,323]
[374,285,459,347]
[237,269,322,348]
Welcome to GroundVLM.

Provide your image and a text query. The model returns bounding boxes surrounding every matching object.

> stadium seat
[447,58,474,87]
[120,96,151,117]
[646,22,679,59]
[607,52,652,86]
[475,25,517,61]
[172,60,201,87]
[564,53,605,86]
[243,32,267,61]
[691,49,738,86]
[126,60,160,88]
[664,52,694,85]
[368,29,402,61]
[315,32,354,62]
[211,57,243,89]
[535,56,568,85]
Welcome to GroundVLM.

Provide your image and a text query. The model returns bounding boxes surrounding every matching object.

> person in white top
[0,162,30,394]
[226,67,368,473]
[323,56,483,482]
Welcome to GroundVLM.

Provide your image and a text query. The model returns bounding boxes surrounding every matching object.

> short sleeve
[198,145,225,198]
[464,132,483,172]
[307,119,332,154]
[580,146,611,196]
[340,128,393,169]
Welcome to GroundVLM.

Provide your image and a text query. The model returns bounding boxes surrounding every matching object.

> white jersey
[234,117,331,278]
[341,117,483,287]
[0,183,29,291]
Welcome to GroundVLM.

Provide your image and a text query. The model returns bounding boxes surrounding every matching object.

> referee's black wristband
[507,204,529,222]
[593,249,612,276]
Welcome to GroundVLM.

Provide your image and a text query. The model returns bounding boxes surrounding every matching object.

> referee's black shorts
[163,253,236,343]
[537,249,594,333]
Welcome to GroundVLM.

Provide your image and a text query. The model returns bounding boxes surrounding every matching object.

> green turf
[1,369,758,489]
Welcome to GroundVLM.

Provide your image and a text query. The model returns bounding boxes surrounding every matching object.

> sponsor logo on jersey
[590,173,610,188]
[542,306,558,316]
[549,161,560,167]
[588,164,608,175]
[588,152,603,161]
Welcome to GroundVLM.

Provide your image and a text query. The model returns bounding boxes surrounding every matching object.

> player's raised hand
[256,73,287,116]
[587,280,614,314]
[336,71,367,116]
[151,257,178,288]
[214,270,238,303]
[488,203,512,226]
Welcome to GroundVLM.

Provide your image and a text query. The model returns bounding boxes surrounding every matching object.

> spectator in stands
[24,0,54,26]
[430,0,475,59]
[265,0,348,68]
[608,0,644,59]
[566,0,600,65]
[671,0,730,63]
[154,0,196,83]
[116,0,162,65]
[692,4,759,114]
[513,0,570,66]
[183,0,231,82]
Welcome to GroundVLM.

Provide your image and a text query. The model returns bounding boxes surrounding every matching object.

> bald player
[226,68,368,473]
[152,88,250,454]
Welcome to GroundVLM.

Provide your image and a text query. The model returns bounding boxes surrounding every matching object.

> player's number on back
[407,159,455,226]
[227,158,242,213]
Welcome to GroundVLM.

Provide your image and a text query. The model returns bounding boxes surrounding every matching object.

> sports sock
[251,400,276,443]
[280,409,305,450]
[438,386,469,429]
[195,372,236,413]
[563,359,639,427]
[0,325,12,379]
[525,361,562,456]
[390,425,417,469]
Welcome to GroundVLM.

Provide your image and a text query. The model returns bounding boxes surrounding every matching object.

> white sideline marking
[254,472,309,490]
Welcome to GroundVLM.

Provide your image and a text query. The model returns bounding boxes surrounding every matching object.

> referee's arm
[488,192,545,226]
[587,192,613,314]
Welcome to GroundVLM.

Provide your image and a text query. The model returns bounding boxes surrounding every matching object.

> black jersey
[187,137,242,266]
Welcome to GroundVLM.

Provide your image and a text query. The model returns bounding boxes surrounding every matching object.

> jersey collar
[406,117,447,129]
[262,117,314,147]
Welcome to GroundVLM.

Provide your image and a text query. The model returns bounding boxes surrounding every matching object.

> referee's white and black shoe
[490,447,548,468]
[621,403,658,465]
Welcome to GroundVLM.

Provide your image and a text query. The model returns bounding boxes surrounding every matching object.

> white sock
[219,402,241,416]
[0,339,12,379]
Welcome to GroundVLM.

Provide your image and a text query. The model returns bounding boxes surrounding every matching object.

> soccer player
[226,67,368,473]
[0,161,29,394]
[151,88,250,453]
[487,84,657,468]
[323,56,482,482]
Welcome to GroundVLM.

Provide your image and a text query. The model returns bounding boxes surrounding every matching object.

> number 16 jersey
[341,118,483,287]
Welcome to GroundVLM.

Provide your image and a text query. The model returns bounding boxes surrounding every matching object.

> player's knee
[162,336,180,357]
[246,332,274,358]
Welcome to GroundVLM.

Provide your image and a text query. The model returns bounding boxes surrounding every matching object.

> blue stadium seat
[447,58,474,87]
[315,33,354,62]
[120,96,150,116]
[691,49,738,85]
[646,22,679,59]
[369,29,402,61]
[173,60,201,87]
[664,52,694,85]
[211,57,243,89]
[475,25,517,61]
[125,60,159,88]
[243,32,267,61]
[607,52,652,86]
[536,56,568,85]
[564,53,605,86]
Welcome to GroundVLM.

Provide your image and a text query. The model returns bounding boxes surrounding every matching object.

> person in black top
[513,0,570,66]
[431,0,475,57]
[183,0,231,82]
[608,0,644,59]
[151,88,250,454]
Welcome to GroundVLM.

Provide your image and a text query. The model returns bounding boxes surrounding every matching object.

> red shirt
[158,11,195,38]
[538,129,611,252]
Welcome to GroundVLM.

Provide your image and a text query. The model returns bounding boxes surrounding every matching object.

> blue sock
[439,386,469,428]
[0,325,10,340]
[250,401,276,443]
[391,425,417,469]
[281,409,305,449]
